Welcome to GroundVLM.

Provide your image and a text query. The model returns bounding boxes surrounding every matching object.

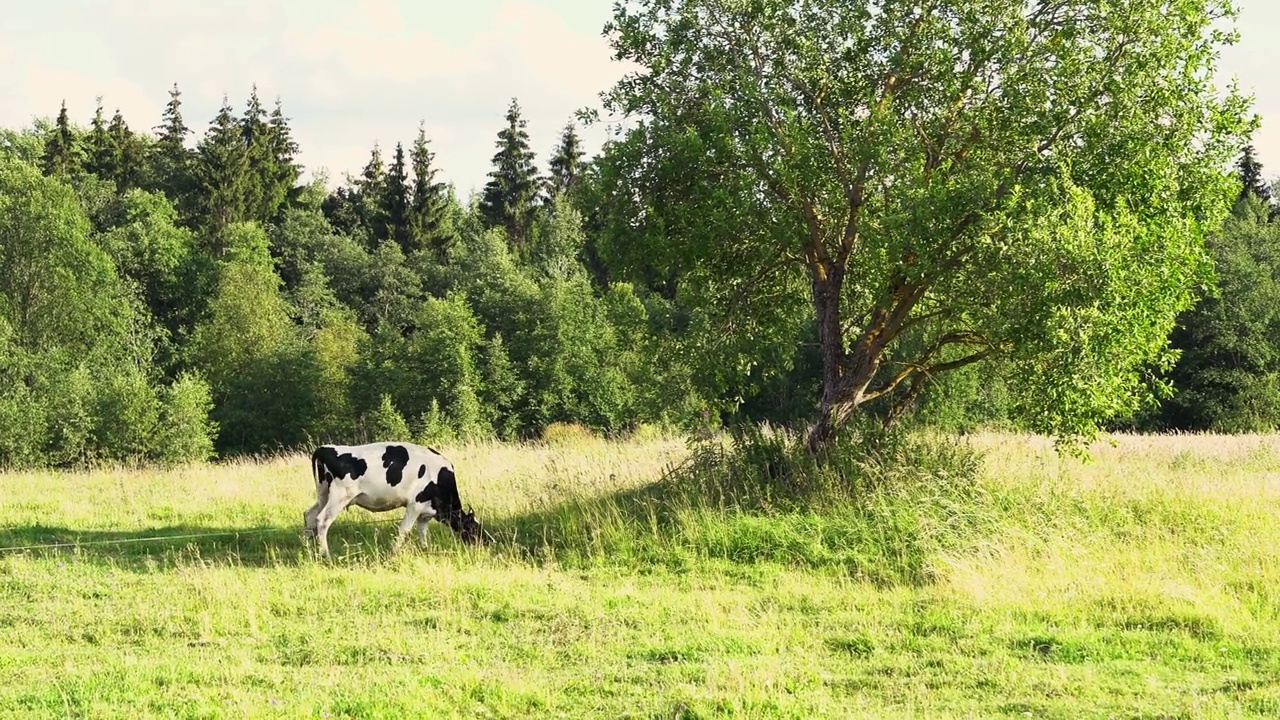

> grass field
[3,430,1280,718]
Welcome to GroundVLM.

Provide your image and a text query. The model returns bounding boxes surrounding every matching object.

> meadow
[2,428,1280,718]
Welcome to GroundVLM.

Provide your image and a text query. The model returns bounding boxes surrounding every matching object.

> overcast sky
[2,0,1277,198]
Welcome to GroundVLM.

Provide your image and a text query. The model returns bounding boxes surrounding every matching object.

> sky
[2,0,1277,198]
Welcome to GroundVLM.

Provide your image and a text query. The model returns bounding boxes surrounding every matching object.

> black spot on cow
[313,446,367,484]
[415,466,457,508]
[416,466,463,517]
[412,465,483,544]
[382,445,411,486]
[428,447,441,455]
[418,464,426,479]
[415,480,437,505]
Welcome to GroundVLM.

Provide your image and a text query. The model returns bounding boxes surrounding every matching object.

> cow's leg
[390,509,421,554]
[415,516,431,547]
[314,484,356,559]
[303,481,330,539]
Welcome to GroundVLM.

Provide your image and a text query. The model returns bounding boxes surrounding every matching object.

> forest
[0,86,726,467]
[0,82,1275,469]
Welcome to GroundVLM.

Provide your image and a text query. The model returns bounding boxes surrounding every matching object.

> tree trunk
[806,269,855,453]
[805,273,911,453]
[807,394,856,453]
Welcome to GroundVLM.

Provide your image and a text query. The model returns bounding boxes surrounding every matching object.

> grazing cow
[304,441,485,557]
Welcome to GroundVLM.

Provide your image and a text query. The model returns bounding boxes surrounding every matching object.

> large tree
[107,108,147,193]
[480,98,540,247]
[83,97,114,180]
[266,97,302,217]
[409,122,454,261]
[151,83,195,213]
[1156,191,1280,432]
[1236,144,1272,205]
[241,85,274,223]
[195,95,252,238]
[41,101,80,178]
[546,120,586,202]
[383,141,412,252]
[355,143,389,244]
[595,0,1254,451]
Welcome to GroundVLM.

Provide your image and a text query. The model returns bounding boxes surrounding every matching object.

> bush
[41,365,96,467]
[414,399,454,447]
[90,365,162,462]
[153,372,217,465]
[0,383,46,469]
[352,294,490,441]
[365,394,411,442]
[540,422,597,446]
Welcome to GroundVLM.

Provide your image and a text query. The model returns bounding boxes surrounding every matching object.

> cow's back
[314,441,452,501]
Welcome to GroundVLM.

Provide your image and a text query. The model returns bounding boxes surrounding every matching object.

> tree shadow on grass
[0,519,469,571]
[479,452,984,587]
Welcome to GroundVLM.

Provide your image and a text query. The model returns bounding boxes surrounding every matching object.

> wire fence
[0,516,401,555]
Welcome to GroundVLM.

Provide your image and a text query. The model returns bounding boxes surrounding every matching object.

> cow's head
[451,506,487,545]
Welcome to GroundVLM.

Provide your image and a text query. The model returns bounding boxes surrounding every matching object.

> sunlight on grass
[3,431,1280,717]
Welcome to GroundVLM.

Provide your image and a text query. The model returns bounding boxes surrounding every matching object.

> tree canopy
[593,0,1254,450]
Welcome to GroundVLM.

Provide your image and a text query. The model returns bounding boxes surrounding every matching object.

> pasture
[2,430,1280,718]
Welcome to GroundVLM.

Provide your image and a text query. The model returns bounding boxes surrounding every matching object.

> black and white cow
[304,441,485,557]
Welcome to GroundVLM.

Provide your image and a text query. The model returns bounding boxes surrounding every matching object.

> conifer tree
[41,100,81,178]
[383,141,412,252]
[479,98,539,247]
[241,84,274,222]
[195,94,251,237]
[1237,145,1272,205]
[151,83,195,212]
[267,97,302,217]
[356,143,389,243]
[546,120,585,201]
[409,121,454,261]
[108,109,145,193]
[83,97,114,179]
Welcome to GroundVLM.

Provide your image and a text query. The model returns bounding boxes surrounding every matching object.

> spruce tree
[108,109,145,193]
[241,84,274,222]
[1237,145,1272,205]
[83,96,115,179]
[151,83,195,212]
[546,120,585,201]
[409,121,454,261]
[41,100,81,178]
[356,143,389,243]
[479,98,540,247]
[267,97,302,217]
[383,142,412,252]
[195,94,252,237]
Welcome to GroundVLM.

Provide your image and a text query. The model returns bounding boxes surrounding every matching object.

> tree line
[0,0,1267,468]
[0,84,714,468]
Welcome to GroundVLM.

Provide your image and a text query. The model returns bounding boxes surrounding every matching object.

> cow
[304,441,485,557]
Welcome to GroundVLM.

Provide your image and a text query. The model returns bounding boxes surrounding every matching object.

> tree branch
[861,331,993,403]
[723,244,794,315]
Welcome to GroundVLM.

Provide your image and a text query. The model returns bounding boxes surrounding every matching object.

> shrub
[365,394,411,442]
[152,372,217,465]
[90,365,162,462]
[540,422,597,446]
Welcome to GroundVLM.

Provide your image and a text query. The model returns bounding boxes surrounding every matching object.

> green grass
[3,431,1280,717]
